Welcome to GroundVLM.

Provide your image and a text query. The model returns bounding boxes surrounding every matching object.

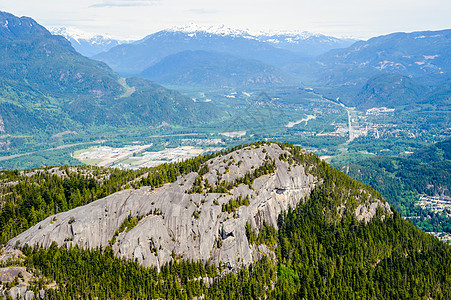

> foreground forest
[345,138,451,234]
[0,142,450,298]
[16,204,450,299]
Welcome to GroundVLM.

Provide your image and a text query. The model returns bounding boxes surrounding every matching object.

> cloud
[185,9,218,15]
[89,0,160,8]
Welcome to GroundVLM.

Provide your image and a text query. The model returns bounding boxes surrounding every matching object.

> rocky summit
[6,143,391,269]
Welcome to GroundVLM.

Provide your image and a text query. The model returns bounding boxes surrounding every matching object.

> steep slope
[0,12,121,99]
[0,165,152,245]
[2,142,451,299]
[140,50,293,88]
[7,143,391,269]
[353,73,427,109]
[63,77,216,127]
[344,138,451,233]
[0,11,216,135]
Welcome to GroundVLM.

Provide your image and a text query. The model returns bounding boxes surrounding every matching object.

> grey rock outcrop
[0,266,46,300]
[6,143,391,270]
[355,200,392,223]
[7,144,316,269]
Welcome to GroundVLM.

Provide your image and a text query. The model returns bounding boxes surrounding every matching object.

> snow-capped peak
[256,29,323,39]
[50,26,113,43]
[165,23,254,37]
[1,19,8,29]
[164,23,323,40]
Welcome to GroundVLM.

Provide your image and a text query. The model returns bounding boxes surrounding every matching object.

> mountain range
[0,11,216,135]
[315,29,451,87]
[163,24,358,57]
[91,24,450,110]
[93,29,300,76]
[93,25,356,76]
[0,11,450,298]
[310,30,451,108]
[0,9,449,139]
[50,27,128,57]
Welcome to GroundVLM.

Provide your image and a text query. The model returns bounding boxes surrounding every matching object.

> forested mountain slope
[345,138,451,233]
[1,142,450,299]
[0,11,216,135]
[316,29,451,87]
[140,50,293,88]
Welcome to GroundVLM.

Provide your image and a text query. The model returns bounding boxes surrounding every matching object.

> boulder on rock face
[6,143,391,270]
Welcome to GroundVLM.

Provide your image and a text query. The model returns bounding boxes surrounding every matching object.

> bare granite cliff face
[6,143,391,270]
[7,144,316,268]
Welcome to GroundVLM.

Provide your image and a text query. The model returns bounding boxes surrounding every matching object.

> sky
[1,0,450,40]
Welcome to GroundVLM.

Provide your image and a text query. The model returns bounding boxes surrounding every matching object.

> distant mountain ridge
[316,29,451,86]
[0,11,49,39]
[256,33,356,57]
[93,30,300,75]
[140,50,294,87]
[94,25,356,75]
[311,29,451,108]
[155,23,354,45]
[0,11,121,103]
[50,27,129,57]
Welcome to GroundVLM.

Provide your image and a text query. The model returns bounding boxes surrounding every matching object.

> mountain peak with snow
[163,23,326,40]
[50,26,103,42]
[50,26,130,57]
[165,23,253,37]
[156,23,357,55]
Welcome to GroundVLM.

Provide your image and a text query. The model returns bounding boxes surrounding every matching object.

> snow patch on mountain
[164,23,328,41]
[50,27,131,56]
[51,27,101,42]
[50,27,131,44]
[424,55,439,60]
[166,23,254,37]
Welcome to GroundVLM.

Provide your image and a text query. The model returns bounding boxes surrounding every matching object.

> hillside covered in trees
[345,138,451,234]
[0,142,450,299]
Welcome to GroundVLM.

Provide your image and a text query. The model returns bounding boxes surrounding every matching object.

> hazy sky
[1,0,450,39]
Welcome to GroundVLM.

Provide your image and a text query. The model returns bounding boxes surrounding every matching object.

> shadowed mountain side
[140,50,296,88]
